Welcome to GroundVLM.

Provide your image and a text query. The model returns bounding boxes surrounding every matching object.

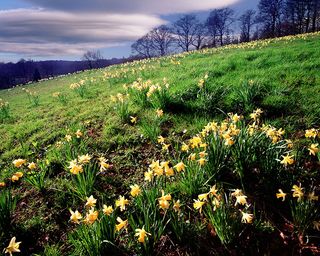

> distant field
[0,33,319,255]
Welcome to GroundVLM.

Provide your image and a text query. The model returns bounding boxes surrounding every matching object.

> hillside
[0,33,319,255]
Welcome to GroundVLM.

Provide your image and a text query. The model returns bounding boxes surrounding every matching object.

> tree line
[131,0,320,58]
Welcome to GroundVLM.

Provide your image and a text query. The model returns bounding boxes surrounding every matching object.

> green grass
[0,32,319,255]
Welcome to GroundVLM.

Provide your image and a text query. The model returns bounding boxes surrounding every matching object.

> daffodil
[193,199,205,213]
[188,153,196,161]
[115,217,128,232]
[308,192,318,201]
[75,129,83,138]
[69,209,82,224]
[197,158,207,166]
[174,162,186,172]
[280,155,295,166]
[65,134,72,142]
[4,237,21,256]
[115,195,129,211]
[235,195,247,206]
[130,116,137,124]
[68,160,83,175]
[102,205,113,216]
[130,184,141,197]
[308,144,319,156]
[231,189,243,197]
[144,169,153,182]
[157,136,165,144]
[78,154,91,164]
[85,195,97,208]
[27,162,37,170]
[276,189,287,201]
[181,143,189,152]
[209,185,218,196]
[198,193,209,201]
[156,109,163,117]
[305,128,317,138]
[12,159,26,168]
[292,184,304,201]
[0,182,6,187]
[11,175,19,182]
[135,227,151,243]
[14,172,23,178]
[84,208,99,224]
[173,200,181,212]
[241,212,254,224]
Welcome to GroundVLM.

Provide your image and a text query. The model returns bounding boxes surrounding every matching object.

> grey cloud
[23,0,239,14]
[0,8,164,56]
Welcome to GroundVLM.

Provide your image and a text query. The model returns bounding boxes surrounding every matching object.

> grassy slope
[0,33,319,255]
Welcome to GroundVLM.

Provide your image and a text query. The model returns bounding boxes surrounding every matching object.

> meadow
[0,32,319,255]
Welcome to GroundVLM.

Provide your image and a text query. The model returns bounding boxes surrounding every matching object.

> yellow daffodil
[156,109,164,117]
[235,195,247,206]
[130,116,137,124]
[308,192,318,201]
[181,143,189,152]
[84,208,98,224]
[115,195,129,211]
[65,134,72,142]
[198,193,209,201]
[11,175,19,182]
[12,159,26,168]
[144,170,153,182]
[276,189,287,201]
[173,200,181,212]
[157,136,165,144]
[75,129,83,138]
[116,217,128,232]
[102,205,114,216]
[188,153,196,161]
[209,185,218,196]
[305,128,317,138]
[231,189,243,197]
[4,237,21,256]
[27,162,37,170]
[130,184,141,197]
[78,154,91,164]
[193,199,205,213]
[164,167,174,177]
[68,160,83,175]
[135,227,151,243]
[69,209,82,224]
[280,155,295,166]
[197,158,207,166]
[292,184,304,201]
[308,144,319,156]
[85,195,97,208]
[14,172,23,178]
[0,182,6,187]
[174,162,186,172]
[241,212,254,224]
[159,190,172,201]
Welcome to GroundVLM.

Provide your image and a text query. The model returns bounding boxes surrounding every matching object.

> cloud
[0,8,165,57]
[23,0,239,14]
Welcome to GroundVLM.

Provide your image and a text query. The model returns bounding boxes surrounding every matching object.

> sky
[0,0,258,63]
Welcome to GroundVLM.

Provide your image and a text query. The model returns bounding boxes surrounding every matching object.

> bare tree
[207,8,234,47]
[149,25,175,56]
[131,34,154,58]
[192,23,207,50]
[257,0,284,38]
[239,10,257,42]
[82,50,103,69]
[173,14,199,52]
